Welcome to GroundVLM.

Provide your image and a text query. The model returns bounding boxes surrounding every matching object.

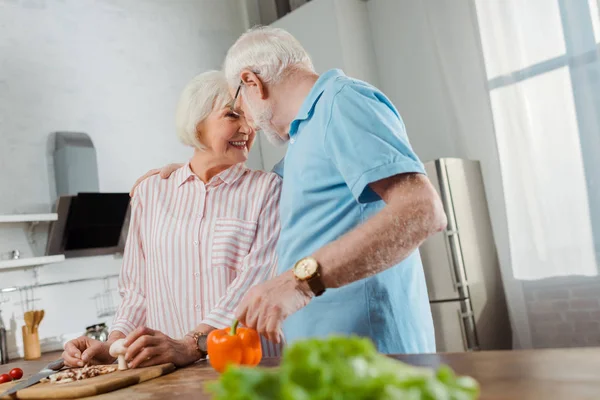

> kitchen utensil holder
[22,325,41,360]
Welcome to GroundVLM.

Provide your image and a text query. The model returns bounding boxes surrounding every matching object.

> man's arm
[234,172,446,339]
[314,172,446,289]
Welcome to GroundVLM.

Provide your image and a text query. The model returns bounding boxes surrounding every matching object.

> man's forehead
[236,96,248,114]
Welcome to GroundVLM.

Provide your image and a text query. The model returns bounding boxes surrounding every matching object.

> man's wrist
[290,270,314,300]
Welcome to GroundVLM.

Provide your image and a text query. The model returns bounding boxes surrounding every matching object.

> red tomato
[9,368,23,380]
[0,373,12,384]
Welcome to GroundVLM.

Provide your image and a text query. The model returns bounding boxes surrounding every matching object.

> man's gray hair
[175,70,231,150]
[223,26,315,89]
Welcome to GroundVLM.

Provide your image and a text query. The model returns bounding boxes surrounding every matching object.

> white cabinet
[0,214,64,271]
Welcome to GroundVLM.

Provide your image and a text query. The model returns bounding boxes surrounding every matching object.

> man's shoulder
[322,75,382,103]
[318,77,397,129]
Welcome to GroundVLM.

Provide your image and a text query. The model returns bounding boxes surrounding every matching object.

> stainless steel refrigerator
[420,158,512,352]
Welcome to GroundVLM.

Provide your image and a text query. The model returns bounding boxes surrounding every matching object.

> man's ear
[240,70,267,100]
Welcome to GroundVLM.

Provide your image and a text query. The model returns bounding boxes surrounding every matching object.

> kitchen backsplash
[525,276,600,348]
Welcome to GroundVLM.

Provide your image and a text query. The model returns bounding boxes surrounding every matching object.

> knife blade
[0,358,64,397]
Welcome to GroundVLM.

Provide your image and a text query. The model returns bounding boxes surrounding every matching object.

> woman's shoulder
[133,165,187,200]
[242,168,282,189]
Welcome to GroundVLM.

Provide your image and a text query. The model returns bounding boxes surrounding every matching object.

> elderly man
[142,26,446,354]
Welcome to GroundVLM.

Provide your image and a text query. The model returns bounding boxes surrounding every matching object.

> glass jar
[85,323,109,342]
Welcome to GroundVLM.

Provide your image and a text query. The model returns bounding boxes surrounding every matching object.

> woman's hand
[124,327,200,368]
[130,163,183,197]
[62,336,116,367]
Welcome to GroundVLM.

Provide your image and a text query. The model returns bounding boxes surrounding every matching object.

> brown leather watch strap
[306,271,326,297]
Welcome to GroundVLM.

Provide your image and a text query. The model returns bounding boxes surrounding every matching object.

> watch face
[294,258,318,280]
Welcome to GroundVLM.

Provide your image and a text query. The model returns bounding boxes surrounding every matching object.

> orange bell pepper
[207,319,262,373]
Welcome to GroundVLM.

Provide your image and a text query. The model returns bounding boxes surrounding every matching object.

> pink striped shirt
[111,162,282,356]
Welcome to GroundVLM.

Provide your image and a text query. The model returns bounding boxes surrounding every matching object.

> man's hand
[62,336,116,367]
[130,163,183,197]
[235,270,313,343]
[124,327,200,368]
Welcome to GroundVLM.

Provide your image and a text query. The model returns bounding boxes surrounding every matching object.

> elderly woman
[62,71,281,368]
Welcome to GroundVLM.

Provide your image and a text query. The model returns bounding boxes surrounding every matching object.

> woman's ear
[195,121,204,144]
[240,70,267,100]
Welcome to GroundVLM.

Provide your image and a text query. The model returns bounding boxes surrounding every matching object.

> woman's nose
[239,119,252,135]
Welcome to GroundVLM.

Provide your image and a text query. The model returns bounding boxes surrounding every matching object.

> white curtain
[474,0,600,280]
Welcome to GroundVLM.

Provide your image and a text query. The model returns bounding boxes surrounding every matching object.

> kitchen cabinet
[0,214,64,272]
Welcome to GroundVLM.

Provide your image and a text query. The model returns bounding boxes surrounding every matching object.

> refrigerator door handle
[437,161,468,294]
[442,231,460,292]
[444,230,465,290]
[457,310,478,351]
[456,310,469,352]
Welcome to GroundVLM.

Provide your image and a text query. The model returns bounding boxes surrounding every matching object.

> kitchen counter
[2,347,600,399]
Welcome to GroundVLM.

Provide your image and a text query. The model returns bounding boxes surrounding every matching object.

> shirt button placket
[195,182,206,312]
[193,182,205,246]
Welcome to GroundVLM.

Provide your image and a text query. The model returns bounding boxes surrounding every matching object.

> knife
[0,358,64,397]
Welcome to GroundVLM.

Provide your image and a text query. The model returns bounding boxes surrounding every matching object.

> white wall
[366,0,530,347]
[0,0,247,357]
[254,0,533,349]
[259,0,379,172]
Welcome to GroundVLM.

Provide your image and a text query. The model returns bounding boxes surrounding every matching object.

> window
[475,0,600,279]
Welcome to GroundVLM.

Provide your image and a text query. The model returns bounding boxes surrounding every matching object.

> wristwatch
[293,256,326,297]
[186,331,209,359]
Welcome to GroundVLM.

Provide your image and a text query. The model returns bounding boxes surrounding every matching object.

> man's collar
[289,69,346,137]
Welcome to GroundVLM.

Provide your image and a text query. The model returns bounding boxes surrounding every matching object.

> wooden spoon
[36,310,45,333]
[32,310,40,334]
[24,311,34,335]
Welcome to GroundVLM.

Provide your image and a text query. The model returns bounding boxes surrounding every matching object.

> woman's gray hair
[175,70,232,150]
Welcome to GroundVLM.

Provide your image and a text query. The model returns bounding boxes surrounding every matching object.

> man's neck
[272,70,319,133]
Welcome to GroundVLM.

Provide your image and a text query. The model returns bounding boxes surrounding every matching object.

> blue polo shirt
[276,69,435,354]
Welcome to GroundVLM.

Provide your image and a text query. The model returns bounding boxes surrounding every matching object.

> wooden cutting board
[0,363,175,399]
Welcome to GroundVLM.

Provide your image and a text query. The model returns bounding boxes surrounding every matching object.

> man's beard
[245,95,288,147]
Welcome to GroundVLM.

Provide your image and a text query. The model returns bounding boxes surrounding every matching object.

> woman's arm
[200,175,282,332]
[111,193,148,336]
[63,195,146,367]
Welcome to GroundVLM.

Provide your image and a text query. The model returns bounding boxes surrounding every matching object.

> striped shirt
[111,162,282,356]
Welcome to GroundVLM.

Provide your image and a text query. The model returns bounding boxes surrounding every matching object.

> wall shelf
[0,255,65,271]
[0,214,58,223]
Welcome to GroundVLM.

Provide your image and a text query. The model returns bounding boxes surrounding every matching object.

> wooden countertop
[2,347,600,399]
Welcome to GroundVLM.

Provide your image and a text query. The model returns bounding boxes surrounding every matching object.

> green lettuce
[206,336,479,400]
